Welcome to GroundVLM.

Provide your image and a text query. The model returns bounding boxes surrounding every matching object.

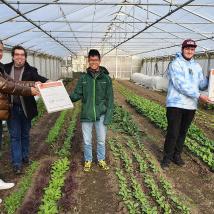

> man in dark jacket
[70,49,114,172]
[4,45,48,174]
[0,40,38,203]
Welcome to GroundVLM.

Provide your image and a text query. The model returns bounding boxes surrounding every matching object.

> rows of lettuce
[115,82,214,171]
[4,103,80,214]
[109,104,191,214]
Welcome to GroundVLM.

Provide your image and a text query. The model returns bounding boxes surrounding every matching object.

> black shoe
[13,166,22,175]
[172,154,185,166]
[161,158,171,170]
[23,158,31,165]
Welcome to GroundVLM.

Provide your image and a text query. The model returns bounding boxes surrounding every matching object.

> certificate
[208,69,214,102]
[37,81,73,113]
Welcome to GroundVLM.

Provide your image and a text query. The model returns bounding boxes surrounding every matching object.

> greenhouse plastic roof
[0,0,214,58]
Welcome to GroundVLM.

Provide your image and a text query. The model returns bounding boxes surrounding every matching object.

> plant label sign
[37,80,73,113]
[208,69,214,102]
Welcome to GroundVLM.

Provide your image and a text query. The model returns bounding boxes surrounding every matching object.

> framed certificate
[37,81,73,113]
[208,69,214,102]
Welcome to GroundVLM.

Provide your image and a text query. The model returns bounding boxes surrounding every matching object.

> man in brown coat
[0,40,38,203]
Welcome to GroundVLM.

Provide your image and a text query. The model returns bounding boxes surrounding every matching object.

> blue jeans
[7,105,31,168]
[82,115,107,162]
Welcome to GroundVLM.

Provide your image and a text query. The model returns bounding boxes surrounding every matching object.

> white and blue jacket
[166,52,209,110]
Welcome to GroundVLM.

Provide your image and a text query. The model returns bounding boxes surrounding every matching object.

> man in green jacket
[70,49,114,172]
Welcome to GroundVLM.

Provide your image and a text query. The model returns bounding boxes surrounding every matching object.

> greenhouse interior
[0,0,214,214]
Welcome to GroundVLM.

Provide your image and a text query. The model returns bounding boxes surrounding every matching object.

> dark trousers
[7,104,31,168]
[163,107,195,160]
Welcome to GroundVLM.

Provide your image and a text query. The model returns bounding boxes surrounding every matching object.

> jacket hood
[87,66,109,75]
[86,66,110,79]
[175,52,194,63]
[100,66,109,75]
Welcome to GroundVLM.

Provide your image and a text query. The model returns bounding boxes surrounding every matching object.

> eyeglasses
[89,59,100,62]
[14,53,25,57]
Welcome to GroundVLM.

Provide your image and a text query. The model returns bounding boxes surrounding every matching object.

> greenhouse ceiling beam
[41,36,205,39]
[140,50,214,61]
[132,35,214,56]
[39,31,213,34]
[1,2,214,7]
[0,0,76,56]
[1,1,105,53]
[65,43,171,46]
[103,10,207,52]
[100,1,133,54]
[13,20,214,24]
[21,38,191,43]
[133,1,214,44]
[164,0,214,24]
[1,0,107,50]
[118,12,187,46]
[102,3,123,45]
[103,0,195,56]
[89,0,98,48]
[66,46,167,48]
[60,40,190,43]
[118,11,208,51]
[0,1,56,24]
[57,3,83,51]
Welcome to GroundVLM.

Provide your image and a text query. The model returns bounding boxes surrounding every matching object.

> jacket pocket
[82,81,87,103]
[98,101,107,115]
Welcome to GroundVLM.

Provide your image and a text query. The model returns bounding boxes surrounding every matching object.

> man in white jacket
[161,39,211,170]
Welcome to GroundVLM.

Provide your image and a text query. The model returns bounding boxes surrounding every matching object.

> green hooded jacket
[70,66,114,125]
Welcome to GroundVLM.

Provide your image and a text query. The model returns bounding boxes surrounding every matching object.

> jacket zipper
[93,78,96,121]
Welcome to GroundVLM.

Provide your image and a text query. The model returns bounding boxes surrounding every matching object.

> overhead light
[116,12,126,16]
[110,11,126,16]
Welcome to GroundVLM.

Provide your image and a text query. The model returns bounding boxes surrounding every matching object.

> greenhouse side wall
[1,48,63,80]
[101,51,142,79]
[141,53,214,77]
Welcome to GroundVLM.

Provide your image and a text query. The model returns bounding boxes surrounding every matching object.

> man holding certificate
[161,39,211,170]
[0,41,39,203]
[70,49,114,172]
[4,45,48,175]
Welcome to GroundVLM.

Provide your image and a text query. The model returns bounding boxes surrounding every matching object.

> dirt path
[59,119,121,214]
[16,158,54,214]
[114,86,214,214]
[0,111,60,203]
[118,80,214,141]
[0,80,76,205]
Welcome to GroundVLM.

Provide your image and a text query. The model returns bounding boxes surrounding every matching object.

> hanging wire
[17,1,20,11]
[132,0,136,33]
[169,0,173,12]
[90,0,97,48]
[146,0,149,26]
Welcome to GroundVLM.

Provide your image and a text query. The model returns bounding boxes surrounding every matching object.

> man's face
[182,46,195,60]
[13,49,26,67]
[88,56,100,71]
[0,44,3,61]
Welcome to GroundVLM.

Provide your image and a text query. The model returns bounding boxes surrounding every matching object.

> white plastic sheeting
[131,73,168,91]
[1,1,214,58]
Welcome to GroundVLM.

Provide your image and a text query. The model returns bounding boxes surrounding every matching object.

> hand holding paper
[31,87,40,96]
[37,80,73,113]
